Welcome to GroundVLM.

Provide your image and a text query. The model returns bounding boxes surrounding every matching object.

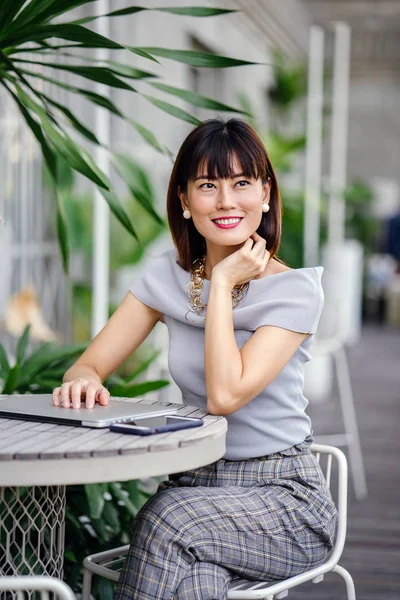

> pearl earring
[262,203,270,213]
[183,209,191,219]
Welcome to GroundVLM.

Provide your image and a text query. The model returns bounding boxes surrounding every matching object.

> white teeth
[214,218,241,225]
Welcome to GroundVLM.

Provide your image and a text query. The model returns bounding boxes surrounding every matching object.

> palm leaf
[14,54,157,81]
[17,67,168,159]
[19,342,87,382]
[55,187,69,271]
[113,154,164,225]
[110,379,169,398]
[144,95,201,126]
[6,0,97,31]
[14,59,137,90]
[42,93,99,144]
[0,0,28,34]
[99,190,139,241]
[0,343,11,380]
[0,23,124,50]
[149,82,248,114]
[133,48,258,68]
[2,364,20,394]
[2,80,57,179]
[15,324,31,364]
[74,5,236,25]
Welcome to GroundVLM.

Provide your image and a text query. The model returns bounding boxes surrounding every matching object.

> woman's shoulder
[259,259,323,285]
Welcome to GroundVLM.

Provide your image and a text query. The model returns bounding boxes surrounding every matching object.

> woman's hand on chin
[211,233,270,288]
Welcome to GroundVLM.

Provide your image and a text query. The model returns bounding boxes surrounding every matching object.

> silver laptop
[0,394,183,428]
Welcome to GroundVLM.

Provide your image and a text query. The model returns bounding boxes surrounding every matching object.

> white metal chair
[82,444,356,600]
[0,576,76,599]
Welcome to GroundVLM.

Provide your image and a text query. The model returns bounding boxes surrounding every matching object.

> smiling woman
[56,118,337,600]
[167,118,282,273]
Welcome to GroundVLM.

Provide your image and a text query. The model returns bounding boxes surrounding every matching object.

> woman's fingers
[52,379,109,409]
[52,387,61,406]
[60,382,72,408]
[85,383,98,409]
[71,381,83,409]
[98,387,110,406]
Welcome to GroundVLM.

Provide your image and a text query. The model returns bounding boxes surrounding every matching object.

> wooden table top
[0,398,227,487]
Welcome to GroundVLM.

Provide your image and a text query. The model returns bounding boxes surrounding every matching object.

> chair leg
[81,567,93,600]
[332,564,356,600]
[334,346,368,500]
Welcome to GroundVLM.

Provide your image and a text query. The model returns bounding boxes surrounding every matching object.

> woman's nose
[216,186,235,210]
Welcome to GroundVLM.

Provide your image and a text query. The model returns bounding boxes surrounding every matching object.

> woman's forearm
[204,275,244,415]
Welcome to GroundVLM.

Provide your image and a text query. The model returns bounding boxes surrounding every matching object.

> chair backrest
[310,443,348,566]
[0,576,76,600]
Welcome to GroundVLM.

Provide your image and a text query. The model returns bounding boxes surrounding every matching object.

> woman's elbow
[206,393,239,416]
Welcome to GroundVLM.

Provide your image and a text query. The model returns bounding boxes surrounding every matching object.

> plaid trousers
[114,440,337,600]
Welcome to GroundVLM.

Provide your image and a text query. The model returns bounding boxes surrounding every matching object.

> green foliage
[0,325,169,397]
[268,50,307,112]
[0,0,252,270]
[0,326,87,394]
[344,180,378,252]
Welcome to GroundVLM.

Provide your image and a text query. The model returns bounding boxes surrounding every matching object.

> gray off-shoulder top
[129,248,324,460]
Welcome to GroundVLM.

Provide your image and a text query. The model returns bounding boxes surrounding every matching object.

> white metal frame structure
[81,444,356,600]
[0,576,75,600]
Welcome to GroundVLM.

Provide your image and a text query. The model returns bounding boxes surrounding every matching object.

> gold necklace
[185,257,249,319]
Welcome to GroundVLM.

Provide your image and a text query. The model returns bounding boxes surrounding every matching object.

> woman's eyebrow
[194,172,246,181]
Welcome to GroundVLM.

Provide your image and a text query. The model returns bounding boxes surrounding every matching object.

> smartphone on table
[109,415,204,436]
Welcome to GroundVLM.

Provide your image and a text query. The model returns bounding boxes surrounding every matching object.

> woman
[53,119,337,599]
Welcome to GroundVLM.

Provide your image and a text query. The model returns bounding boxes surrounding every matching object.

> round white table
[0,397,227,579]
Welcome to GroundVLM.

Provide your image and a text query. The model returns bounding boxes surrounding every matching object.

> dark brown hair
[166,118,282,271]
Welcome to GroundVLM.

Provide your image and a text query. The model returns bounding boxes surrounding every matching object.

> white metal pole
[92,0,111,337]
[303,26,324,267]
[327,22,351,244]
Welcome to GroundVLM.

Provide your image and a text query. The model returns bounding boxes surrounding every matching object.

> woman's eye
[235,180,251,187]
[199,182,215,189]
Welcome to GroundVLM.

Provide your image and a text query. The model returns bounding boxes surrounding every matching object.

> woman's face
[179,156,270,249]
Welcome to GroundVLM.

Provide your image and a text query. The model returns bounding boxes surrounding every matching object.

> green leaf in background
[55,188,70,272]
[2,82,57,180]
[143,94,201,126]
[99,189,139,241]
[84,483,106,519]
[14,60,138,90]
[149,82,248,115]
[0,0,28,34]
[116,350,161,385]
[155,7,237,17]
[73,5,237,25]
[110,379,169,398]
[0,23,125,50]
[113,155,164,225]
[15,324,31,365]
[128,119,165,154]
[4,0,97,32]
[2,364,20,394]
[42,119,110,189]
[19,342,87,385]
[108,482,138,517]
[44,94,100,145]
[135,48,258,68]
[0,343,10,380]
